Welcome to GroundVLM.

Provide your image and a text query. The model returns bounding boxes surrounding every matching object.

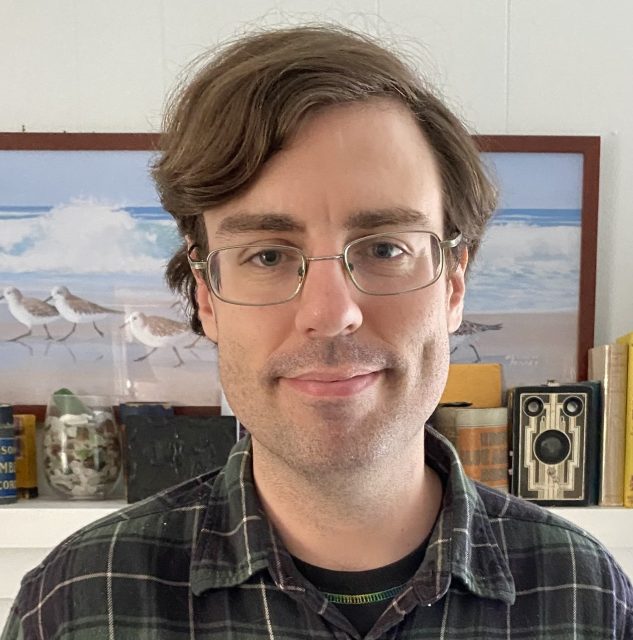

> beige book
[589,343,628,506]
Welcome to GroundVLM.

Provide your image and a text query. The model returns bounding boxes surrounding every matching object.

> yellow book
[616,332,633,507]
[440,363,503,408]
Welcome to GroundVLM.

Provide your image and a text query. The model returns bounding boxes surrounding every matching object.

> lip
[281,370,382,397]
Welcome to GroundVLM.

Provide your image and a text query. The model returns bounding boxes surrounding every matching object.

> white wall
[1,0,632,342]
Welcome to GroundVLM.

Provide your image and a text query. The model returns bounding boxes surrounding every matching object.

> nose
[293,257,363,338]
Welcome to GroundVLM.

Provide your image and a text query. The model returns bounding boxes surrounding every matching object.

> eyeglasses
[188,230,462,306]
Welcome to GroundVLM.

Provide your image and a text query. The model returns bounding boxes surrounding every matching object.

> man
[3,25,632,640]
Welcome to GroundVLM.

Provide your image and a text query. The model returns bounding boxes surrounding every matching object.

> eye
[239,247,294,268]
[253,249,283,267]
[370,241,405,259]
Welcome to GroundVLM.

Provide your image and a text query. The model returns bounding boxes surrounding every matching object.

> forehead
[203,99,443,238]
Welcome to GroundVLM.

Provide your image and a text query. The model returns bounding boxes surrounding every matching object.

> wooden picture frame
[463,135,599,387]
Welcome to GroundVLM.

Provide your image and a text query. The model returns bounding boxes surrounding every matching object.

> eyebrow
[214,206,432,238]
[344,207,432,230]
[216,213,306,237]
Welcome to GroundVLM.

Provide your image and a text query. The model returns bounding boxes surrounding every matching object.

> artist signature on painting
[504,354,540,367]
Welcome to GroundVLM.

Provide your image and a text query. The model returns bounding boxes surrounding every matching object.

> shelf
[2,499,632,550]
[0,499,125,548]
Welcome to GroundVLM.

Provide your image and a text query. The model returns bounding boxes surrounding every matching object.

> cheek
[376,288,448,340]
[215,307,288,377]
[215,331,261,425]
[390,292,451,374]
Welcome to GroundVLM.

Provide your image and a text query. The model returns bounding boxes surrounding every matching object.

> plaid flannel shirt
[3,426,632,639]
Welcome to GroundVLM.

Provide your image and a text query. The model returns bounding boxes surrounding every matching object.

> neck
[252,431,443,571]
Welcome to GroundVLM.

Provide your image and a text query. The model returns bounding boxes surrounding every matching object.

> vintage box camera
[509,381,601,506]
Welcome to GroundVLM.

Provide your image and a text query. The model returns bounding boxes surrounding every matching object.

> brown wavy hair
[152,25,497,335]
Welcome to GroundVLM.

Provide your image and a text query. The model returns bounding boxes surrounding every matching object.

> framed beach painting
[0,133,599,407]
[0,133,219,408]
[452,135,599,389]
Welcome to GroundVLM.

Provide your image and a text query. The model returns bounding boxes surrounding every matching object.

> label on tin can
[0,435,18,502]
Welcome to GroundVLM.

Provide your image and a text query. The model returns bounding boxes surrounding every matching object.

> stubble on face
[217,297,451,484]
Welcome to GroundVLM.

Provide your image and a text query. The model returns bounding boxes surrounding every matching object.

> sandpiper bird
[47,286,122,341]
[0,286,60,341]
[450,319,503,362]
[122,311,195,368]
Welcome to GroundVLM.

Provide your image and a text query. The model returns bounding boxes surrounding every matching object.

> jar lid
[119,403,174,419]
[0,404,13,426]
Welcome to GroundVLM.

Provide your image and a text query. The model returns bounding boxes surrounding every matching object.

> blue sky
[484,152,583,210]
[0,150,160,207]
[0,148,584,212]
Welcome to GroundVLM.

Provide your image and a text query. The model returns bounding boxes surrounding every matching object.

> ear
[187,235,219,343]
[446,247,468,334]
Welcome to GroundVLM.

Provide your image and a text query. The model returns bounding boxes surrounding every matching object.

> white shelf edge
[4,499,125,510]
[0,500,125,548]
[1,500,631,549]
[549,506,633,548]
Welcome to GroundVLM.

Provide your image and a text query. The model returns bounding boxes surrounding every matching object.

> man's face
[195,100,466,477]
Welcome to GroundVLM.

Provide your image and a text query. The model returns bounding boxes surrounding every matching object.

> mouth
[280,370,383,398]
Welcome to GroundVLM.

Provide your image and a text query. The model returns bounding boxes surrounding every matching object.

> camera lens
[533,430,571,465]
[524,396,544,417]
[563,396,583,417]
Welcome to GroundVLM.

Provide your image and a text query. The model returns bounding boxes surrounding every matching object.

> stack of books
[433,347,633,507]
[432,363,509,492]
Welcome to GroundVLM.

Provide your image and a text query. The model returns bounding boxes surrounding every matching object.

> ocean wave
[491,208,581,227]
[0,199,179,274]
[465,222,580,313]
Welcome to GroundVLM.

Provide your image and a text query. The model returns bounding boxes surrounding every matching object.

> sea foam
[0,199,178,275]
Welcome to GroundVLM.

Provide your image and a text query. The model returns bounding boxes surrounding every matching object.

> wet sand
[451,311,579,391]
[0,305,220,406]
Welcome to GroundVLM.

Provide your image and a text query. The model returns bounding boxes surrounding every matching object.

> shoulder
[474,481,606,548]
[11,468,222,626]
[474,482,633,605]
[474,481,608,553]
[45,467,220,562]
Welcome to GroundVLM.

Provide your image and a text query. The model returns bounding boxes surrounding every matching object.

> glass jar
[43,394,121,499]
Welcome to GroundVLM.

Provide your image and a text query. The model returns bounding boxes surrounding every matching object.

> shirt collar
[190,440,272,595]
[190,427,515,605]
[413,427,516,605]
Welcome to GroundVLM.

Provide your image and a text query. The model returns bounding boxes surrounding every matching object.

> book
[13,414,38,499]
[588,343,628,506]
[430,403,466,446]
[616,332,633,507]
[439,363,503,408]
[430,404,509,491]
[123,414,239,503]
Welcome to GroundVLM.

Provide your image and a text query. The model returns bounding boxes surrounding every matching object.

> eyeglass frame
[188,229,463,307]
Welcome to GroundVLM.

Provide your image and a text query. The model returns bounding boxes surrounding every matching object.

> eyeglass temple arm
[188,259,207,270]
[442,232,462,249]
[187,244,207,270]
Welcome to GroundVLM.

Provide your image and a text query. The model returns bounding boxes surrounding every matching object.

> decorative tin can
[14,414,38,499]
[0,404,18,504]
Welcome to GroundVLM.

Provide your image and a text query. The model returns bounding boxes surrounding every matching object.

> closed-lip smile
[281,369,382,397]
